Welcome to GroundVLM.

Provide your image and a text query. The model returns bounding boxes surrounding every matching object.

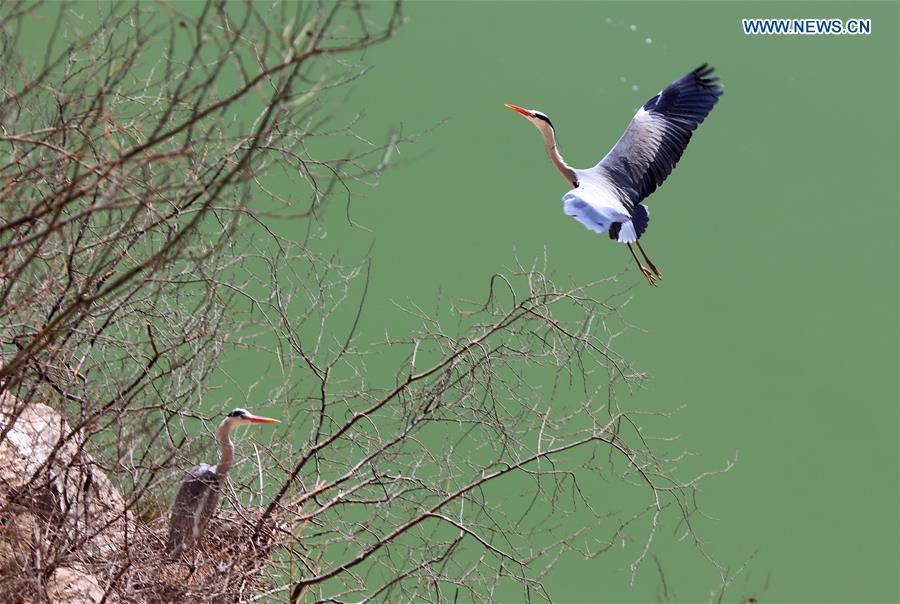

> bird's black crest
[227,408,249,418]
[532,112,554,129]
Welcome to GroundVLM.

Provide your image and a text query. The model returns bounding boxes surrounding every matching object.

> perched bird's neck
[215,419,234,477]
[541,127,578,187]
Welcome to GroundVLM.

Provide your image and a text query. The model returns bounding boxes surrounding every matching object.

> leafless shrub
[0,2,736,602]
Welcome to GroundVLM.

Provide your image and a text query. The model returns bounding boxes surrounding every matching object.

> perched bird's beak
[247,414,280,424]
[504,103,530,117]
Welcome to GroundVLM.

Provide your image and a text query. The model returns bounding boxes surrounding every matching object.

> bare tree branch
[0,2,740,602]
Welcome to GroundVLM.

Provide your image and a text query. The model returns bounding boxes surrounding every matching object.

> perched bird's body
[166,408,279,558]
[166,464,224,558]
[506,64,723,285]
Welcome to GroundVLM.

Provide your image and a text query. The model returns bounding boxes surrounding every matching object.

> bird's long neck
[215,419,235,477]
[541,125,578,187]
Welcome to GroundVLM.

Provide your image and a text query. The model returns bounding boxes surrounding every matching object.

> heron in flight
[166,408,279,557]
[505,64,723,286]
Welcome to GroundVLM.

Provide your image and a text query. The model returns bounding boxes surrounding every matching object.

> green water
[16,1,899,601]
[315,2,899,601]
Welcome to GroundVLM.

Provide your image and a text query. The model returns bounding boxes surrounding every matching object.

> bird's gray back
[166,463,222,556]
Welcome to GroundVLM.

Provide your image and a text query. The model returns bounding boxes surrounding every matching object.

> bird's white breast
[561,170,630,235]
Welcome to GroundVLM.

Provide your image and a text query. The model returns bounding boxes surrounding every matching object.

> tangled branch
[0,2,738,602]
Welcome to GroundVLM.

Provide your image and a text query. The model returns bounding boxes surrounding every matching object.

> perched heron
[166,408,279,557]
[505,64,723,286]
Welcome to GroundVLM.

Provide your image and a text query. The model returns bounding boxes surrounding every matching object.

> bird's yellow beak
[504,103,531,117]
[247,414,280,424]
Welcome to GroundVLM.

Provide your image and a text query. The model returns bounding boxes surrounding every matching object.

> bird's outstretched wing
[595,64,723,205]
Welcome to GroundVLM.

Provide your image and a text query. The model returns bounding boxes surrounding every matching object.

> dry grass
[0,505,283,602]
[108,512,277,603]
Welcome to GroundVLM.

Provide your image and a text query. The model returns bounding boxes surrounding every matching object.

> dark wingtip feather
[692,63,724,95]
[602,64,724,203]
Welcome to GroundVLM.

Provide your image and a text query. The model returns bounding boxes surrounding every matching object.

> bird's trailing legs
[636,241,662,279]
[627,243,656,286]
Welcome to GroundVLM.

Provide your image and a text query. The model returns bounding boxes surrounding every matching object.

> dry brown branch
[0,2,740,602]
